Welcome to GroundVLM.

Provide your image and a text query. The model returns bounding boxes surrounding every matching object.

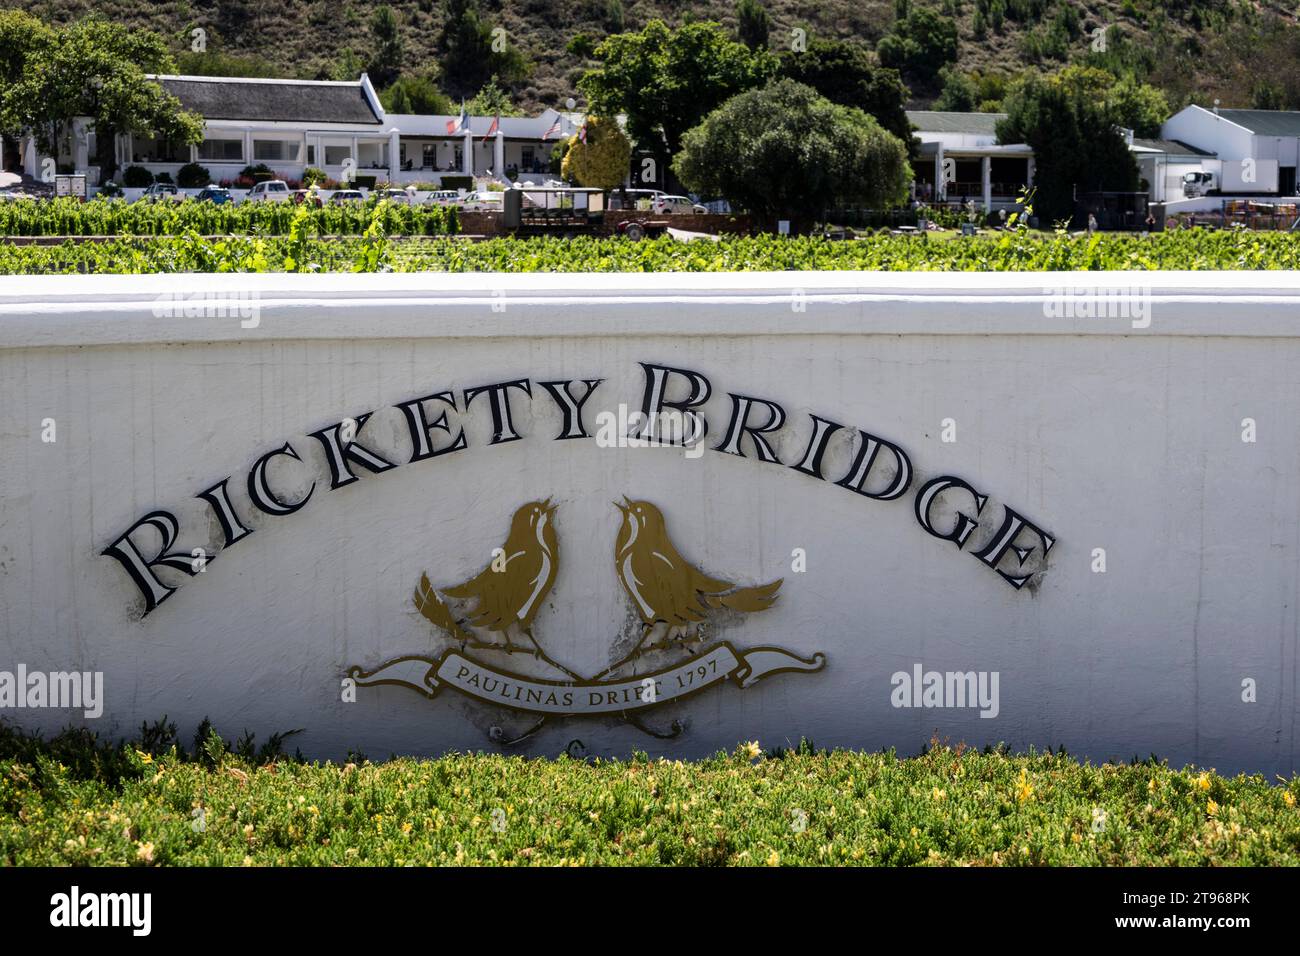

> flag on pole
[483,114,499,142]
[446,103,468,135]
[542,117,562,140]
[578,119,588,144]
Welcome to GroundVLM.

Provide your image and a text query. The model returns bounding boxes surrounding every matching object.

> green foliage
[380,74,455,116]
[934,66,977,111]
[580,19,778,167]
[777,38,911,145]
[368,6,405,88]
[436,0,528,100]
[674,79,911,230]
[0,196,459,238]
[2,722,1297,865]
[176,162,211,188]
[561,116,633,190]
[735,0,772,51]
[997,71,1141,222]
[877,7,958,84]
[0,17,202,179]
[466,75,525,117]
[122,165,153,188]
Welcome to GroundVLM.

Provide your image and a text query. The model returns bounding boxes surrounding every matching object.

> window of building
[196,139,244,162]
[253,139,302,163]
[306,145,315,165]
[521,147,535,168]
[324,145,353,166]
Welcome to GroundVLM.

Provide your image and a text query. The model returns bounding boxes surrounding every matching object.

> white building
[1160,105,1300,197]
[908,111,1035,212]
[4,74,583,188]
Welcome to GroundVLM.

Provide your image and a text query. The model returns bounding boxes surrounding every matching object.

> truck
[1182,160,1280,198]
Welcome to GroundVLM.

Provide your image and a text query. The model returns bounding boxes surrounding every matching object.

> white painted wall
[1163,106,1255,160]
[1,272,1297,775]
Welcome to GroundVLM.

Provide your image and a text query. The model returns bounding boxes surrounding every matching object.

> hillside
[4,0,1299,115]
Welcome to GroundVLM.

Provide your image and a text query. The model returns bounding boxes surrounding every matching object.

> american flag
[483,114,499,142]
[542,117,562,140]
[578,120,588,144]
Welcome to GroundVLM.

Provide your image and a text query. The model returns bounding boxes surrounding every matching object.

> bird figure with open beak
[613,496,781,651]
[434,499,559,654]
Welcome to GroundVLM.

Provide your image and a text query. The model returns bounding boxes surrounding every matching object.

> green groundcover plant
[1,229,1299,275]
[2,720,1296,866]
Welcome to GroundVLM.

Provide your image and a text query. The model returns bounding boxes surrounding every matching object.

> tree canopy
[673,78,912,231]
[561,115,633,190]
[0,17,202,178]
[777,38,911,147]
[368,6,406,89]
[579,19,777,169]
[735,0,772,52]
[997,71,1140,222]
[877,8,959,85]
[436,0,528,101]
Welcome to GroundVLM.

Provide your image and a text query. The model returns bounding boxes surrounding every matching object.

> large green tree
[735,0,772,51]
[2,18,202,179]
[673,78,911,231]
[876,8,958,85]
[436,0,528,101]
[561,115,633,190]
[580,19,776,181]
[368,6,406,89]
[997,72,1139,223]
[777,38,911,147]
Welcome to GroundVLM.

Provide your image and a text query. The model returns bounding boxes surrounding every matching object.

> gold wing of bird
[413,573,474,642]
[702,578,783,613]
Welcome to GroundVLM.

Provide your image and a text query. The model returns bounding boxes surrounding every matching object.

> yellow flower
[931,787,947,801]
[742,741,762,760]
[1284,792,1296,808]
[1071,832,1082,844]
[135,751,153,764]
[1196,772,1211,791]
[1015,769,1034,803]
[766,850,780,866]
[1207,799,1219,817]
[135,842,155,863]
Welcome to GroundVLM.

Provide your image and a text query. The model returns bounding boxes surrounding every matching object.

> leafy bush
[1,721,1296,865]
[2,229,1299,275]
[176,163,211,188]
[240,163,277,182]
[121,165,153,188]
[301,167,328,187]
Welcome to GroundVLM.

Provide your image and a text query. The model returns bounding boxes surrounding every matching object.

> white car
[246,180,291,202]
[654,195,708,215]
[328,189,365,204]
[457,190,504,211]
[427,190,462,206]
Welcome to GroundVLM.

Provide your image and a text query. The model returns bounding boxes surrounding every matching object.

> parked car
[246,180,291,202]
[426,190,463,206]
[653,194,708,215]
[291,188,323,208]
[141,183,181,202]
[0,189,24,202]
[457,190,504,212]
[195,186,233,205]
[609,188,665,211]
[377,188,414,205]
[328,190,365,204]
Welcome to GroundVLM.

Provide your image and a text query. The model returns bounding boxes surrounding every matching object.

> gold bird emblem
[415,499,559,654]
[614,496,781,649]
